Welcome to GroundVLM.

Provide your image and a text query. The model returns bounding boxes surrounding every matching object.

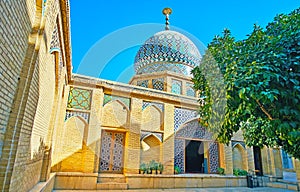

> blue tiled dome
[134,30,201,76]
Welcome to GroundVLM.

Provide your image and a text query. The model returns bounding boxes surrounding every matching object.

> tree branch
[255,99,274,120]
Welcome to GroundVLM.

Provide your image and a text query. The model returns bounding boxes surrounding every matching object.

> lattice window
[103,94,131,109]
[137,80,149,88]
[65,110,90,123]
[152,78,164,91]
[174,108,197,132]
[100,131,113,171]
[209,142,219,173]
[172,79,182,94]
[112,133,125,171]
[67,87,92,110]
[186,83,195,97]
[142,101,164,111]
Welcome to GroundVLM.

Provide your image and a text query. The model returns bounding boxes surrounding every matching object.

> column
[162,103,175,174]
[83,88,103,173]
[123,98,142,174]
[224,142,233,175]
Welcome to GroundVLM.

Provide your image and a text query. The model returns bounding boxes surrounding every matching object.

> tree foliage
[192,8,300,159]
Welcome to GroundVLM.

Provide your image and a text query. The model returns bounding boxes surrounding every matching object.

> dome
[134,30,201,76]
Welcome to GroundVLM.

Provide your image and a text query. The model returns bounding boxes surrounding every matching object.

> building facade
[0,0,299,191]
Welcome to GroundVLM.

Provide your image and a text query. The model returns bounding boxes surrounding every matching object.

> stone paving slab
[54,187,295,192]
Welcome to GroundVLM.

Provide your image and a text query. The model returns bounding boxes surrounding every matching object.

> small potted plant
[158,163,164,174]
[174,166,181,174]
[217,167,225,175]
[139,163,148,174]
[149,160,156,174]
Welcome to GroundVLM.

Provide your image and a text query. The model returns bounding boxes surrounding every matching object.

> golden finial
[162,8,172,30]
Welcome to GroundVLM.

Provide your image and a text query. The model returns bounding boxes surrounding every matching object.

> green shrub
[174,166,181,174]
[217,167,225,175]
[233,168,247,176]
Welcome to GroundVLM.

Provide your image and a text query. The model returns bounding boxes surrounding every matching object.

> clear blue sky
[70,0,300,83]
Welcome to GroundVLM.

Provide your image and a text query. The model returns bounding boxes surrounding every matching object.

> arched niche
[140,134,162,163]
[142,105,163,132]
[232,143,248,171]
[59,116,88,172]
[102,100,129,128]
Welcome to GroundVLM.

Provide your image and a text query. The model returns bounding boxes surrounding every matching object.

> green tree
[192,8,300,159]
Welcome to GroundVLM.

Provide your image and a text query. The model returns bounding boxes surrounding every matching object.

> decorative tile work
[171,79,182,94]
[140,131,163,142]
[112,133,125,172]
[99,131,113,172]
[186,83,195,97]
[152,78,164,91]
[209,142,219,173]
[174,139,184,173]
[67,87,92,110]
[142,101,164,111]
[174,108,197,132]
[134,30,201,76]
[175,120,212,140]
[137,80,149,88]
[103,94,131,109]
[65,110,89,123]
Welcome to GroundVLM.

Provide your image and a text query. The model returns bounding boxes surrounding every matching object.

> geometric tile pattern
[174,108,197,132]
[137,79,149,88]
[174,139,184,174]
[152,78,164,91]
[171,79,182,94]
[209,142,219,173]
[134,30,201,76]
[175,120,212,140]
[67,87,92,110]
[65,110,89,123]
[103,94,131,109]
[142,101,164,112]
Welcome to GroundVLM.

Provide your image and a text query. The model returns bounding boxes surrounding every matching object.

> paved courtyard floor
[54,187,295,192]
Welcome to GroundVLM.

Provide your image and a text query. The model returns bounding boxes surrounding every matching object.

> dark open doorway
[185,140,204,173]
[253,146,263,176]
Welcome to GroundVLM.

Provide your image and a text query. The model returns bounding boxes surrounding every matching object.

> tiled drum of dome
[186,83,195,97]
[174,108,197,132]
[137,80,149,88]
[152,78,164,91]
[171,79,182,94]
[134,31,201,76]
[100,131,113,171]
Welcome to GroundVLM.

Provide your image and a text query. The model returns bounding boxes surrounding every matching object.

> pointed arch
[102,100,130,128]
[142,105,163,131]
[140,134,162,163]
[232,143,248,170]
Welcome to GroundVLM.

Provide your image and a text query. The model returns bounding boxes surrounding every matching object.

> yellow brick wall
[142,106,162,132]
[0,0,70,191]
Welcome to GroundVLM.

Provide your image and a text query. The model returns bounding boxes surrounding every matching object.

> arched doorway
[174,119,220,174]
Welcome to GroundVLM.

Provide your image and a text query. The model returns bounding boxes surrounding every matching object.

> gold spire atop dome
[162,7,172,30]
